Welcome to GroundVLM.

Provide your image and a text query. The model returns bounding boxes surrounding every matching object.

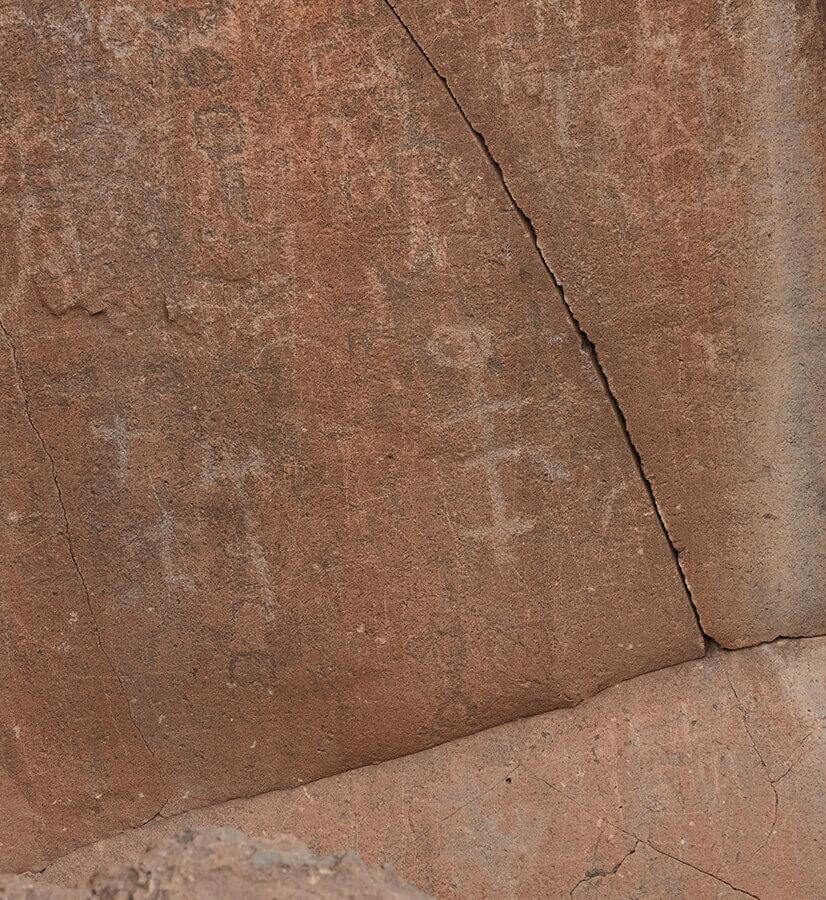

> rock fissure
[724,670,779,855]
[645,841,760,899]
[772,732,814,786]
[533,773,760,898]
[568,839,641,897]
[383,0,704,640]
[0,315,158,767]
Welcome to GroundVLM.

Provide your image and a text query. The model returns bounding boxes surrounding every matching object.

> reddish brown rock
[40,637,826,899]
[0,0,703,870]
[0,323,165,869]
[387,0,826,647]
[2,828,428,898]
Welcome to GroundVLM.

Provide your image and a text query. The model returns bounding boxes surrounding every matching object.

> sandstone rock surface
[387,0,826,647]
[0,0,707,869]
[3,0,824,878]
[2,828,428,898]
[40,637,826,899]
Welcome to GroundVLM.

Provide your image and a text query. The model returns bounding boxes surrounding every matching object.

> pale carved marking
[146,480,196,595]
[193,106,251,222]
[176,47,232,88]
[199,442,275,622]
[428,325,537,565]
[199,442,263,492]
[227,650,279,687]
[92,415,146,482]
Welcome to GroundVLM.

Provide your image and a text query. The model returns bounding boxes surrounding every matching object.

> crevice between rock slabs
[383,0,706,641]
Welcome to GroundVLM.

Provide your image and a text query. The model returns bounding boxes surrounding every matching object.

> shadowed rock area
[1,828,428,898]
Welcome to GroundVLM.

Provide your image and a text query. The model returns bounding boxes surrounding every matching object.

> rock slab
[389,0,826,646]
[0,0,703,870]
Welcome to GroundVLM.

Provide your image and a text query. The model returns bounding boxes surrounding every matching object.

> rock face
[39,637,826,899]
[0,828,428,898]
[0,0,708,870]
[387,0,826,647]
[1,0,823,877]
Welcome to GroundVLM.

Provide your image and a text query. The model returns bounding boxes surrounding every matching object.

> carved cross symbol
[428,325,537,565]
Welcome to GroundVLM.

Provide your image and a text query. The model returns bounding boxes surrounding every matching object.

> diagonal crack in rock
[724,669,780,857]
[532,773,760,898]
[383,0,705,639]
[568,840,642,898]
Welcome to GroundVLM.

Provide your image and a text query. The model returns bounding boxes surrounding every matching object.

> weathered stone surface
[0,333,165,879]
[40,637,826,899]
[0,0,704,870]
[2,828,428,898]
[387,0,826,647]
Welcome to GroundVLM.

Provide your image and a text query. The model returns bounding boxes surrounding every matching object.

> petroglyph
[20,169,87,316]
[428,324,537,564]
[219,167,252,221]
[200,442,264,492]
[146,502,195,595]
[176,47,232,88]
[199,441,275,621]
[92,415,147,482]
[194,106,251,221]
[194,107,245,161]
[99,4,145,59]
[227,650,280,687]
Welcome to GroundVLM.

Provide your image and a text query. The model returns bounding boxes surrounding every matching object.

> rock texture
[387,0,826,647]
[39,637,826,899]
[0,0,708,870]
[2,0,824,879]
[2,828,428,898]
